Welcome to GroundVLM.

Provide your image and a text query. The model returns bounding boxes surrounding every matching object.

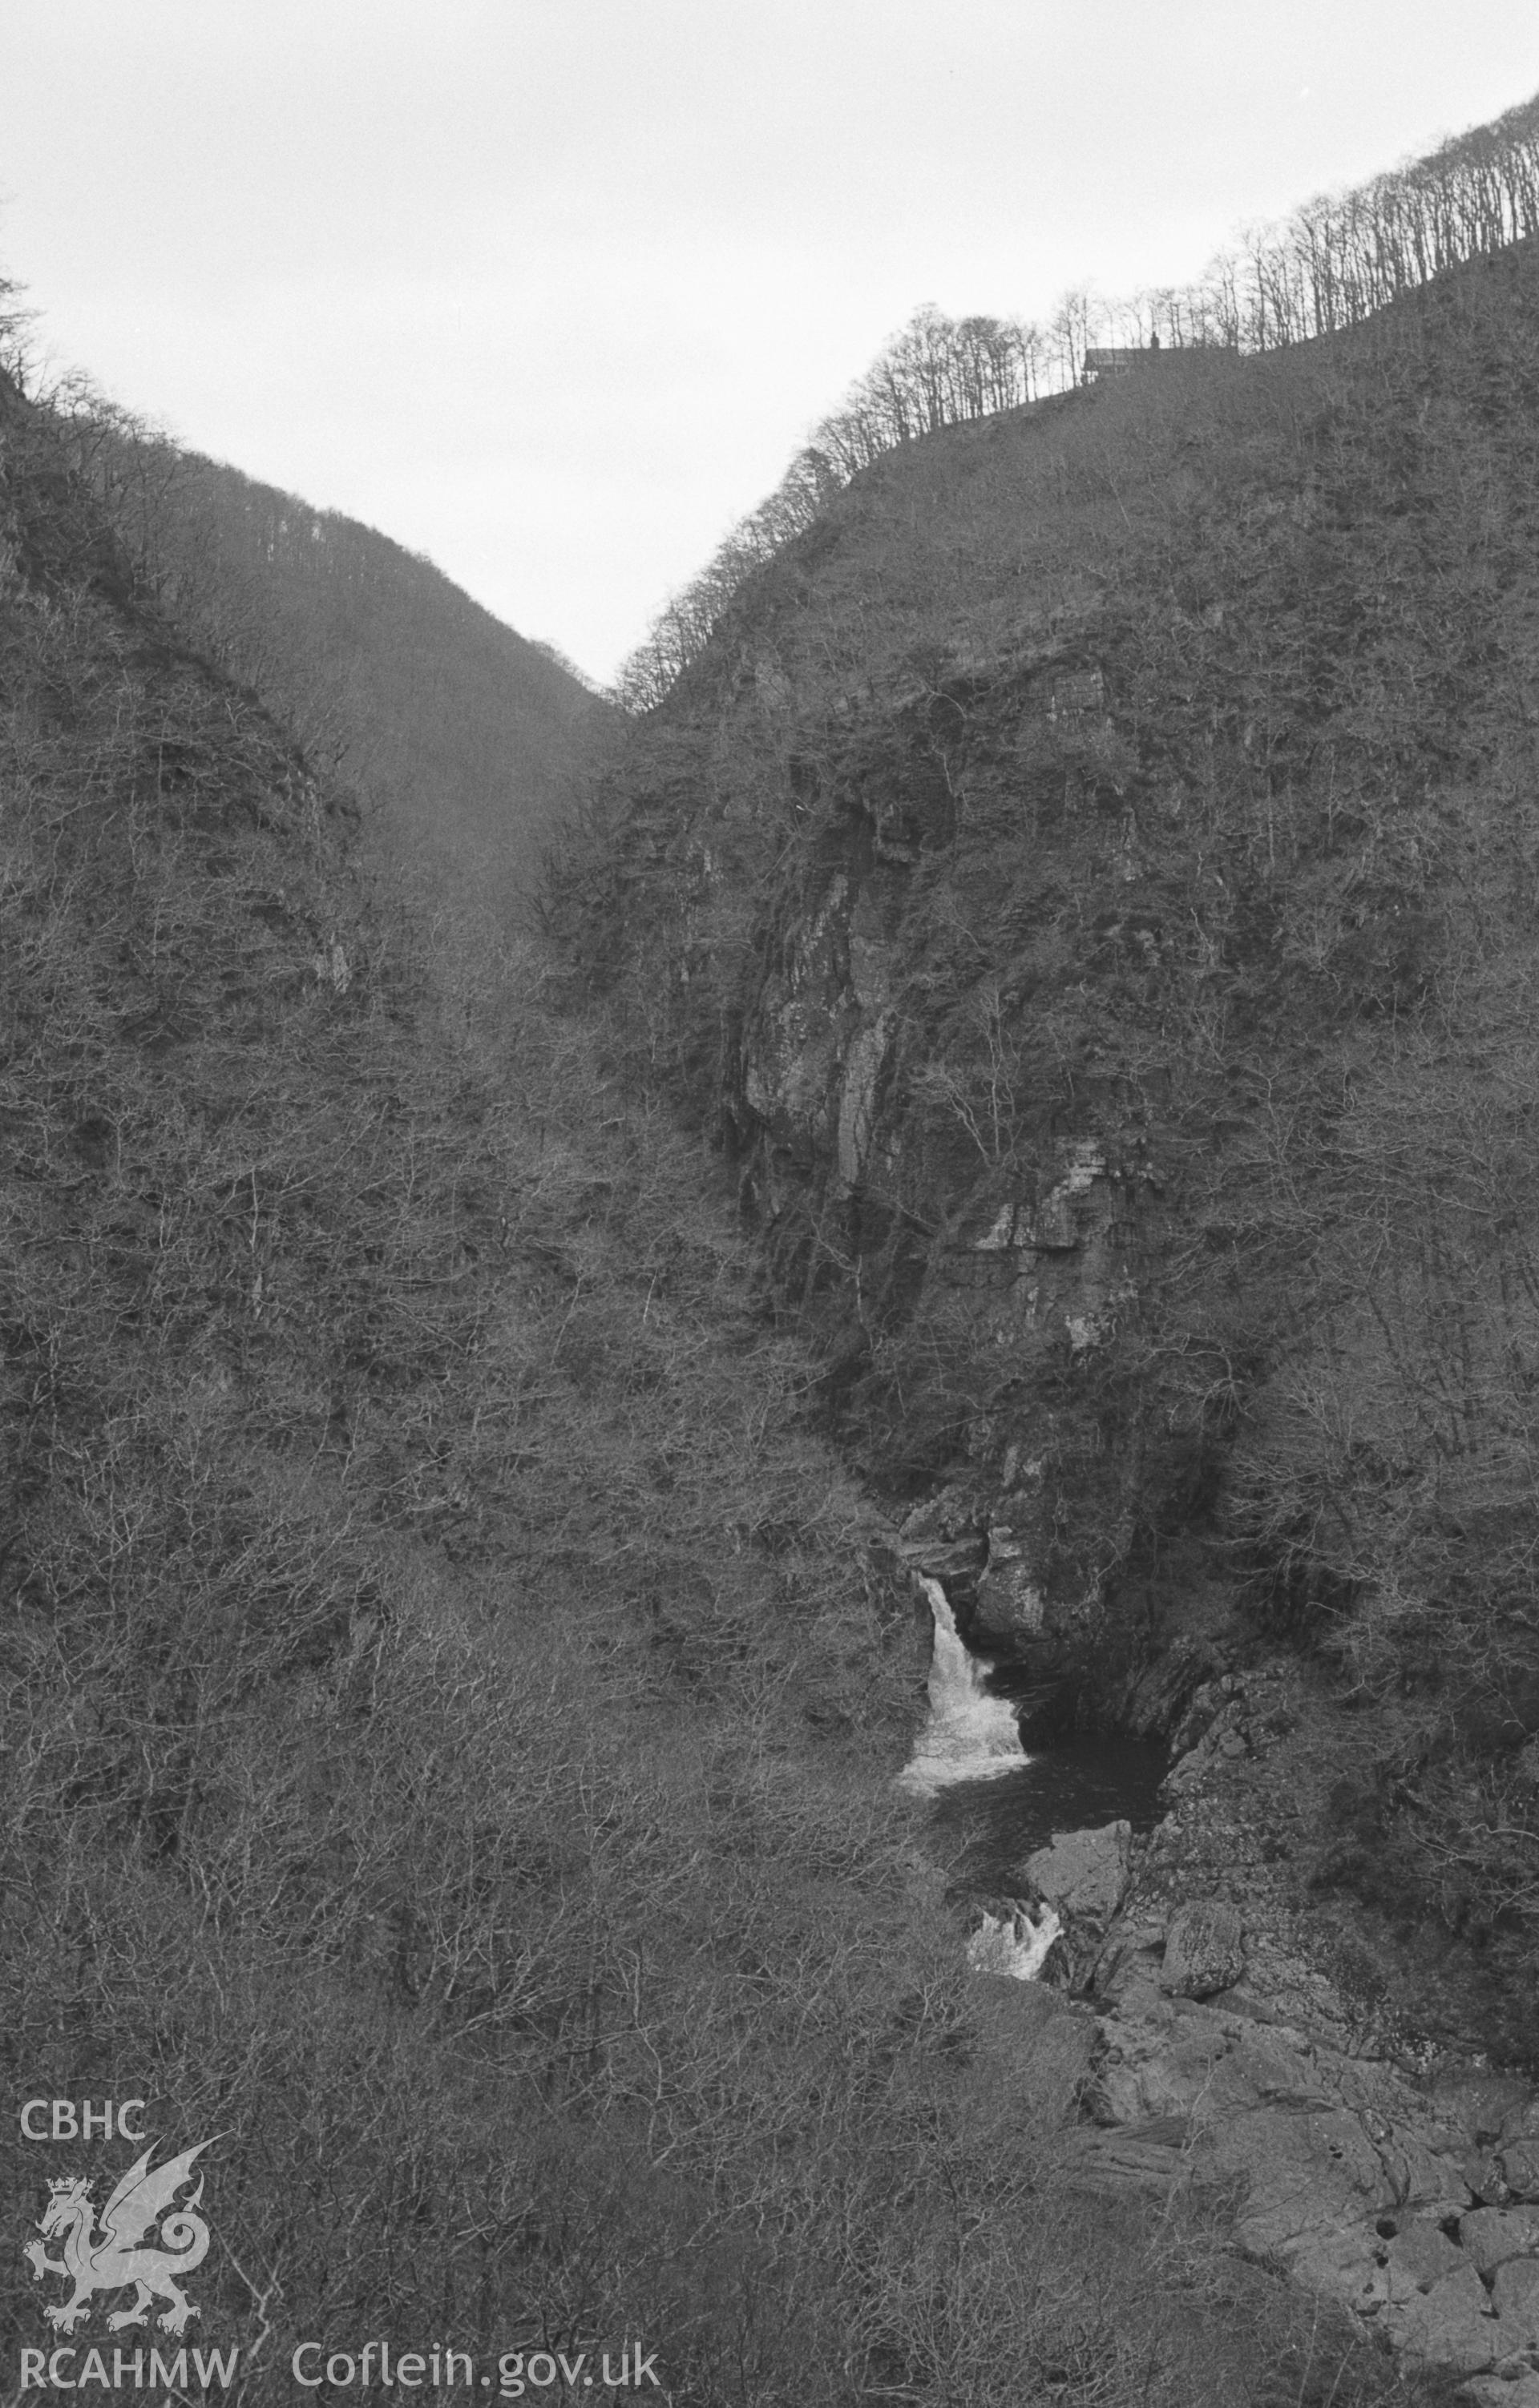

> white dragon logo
[23,2141,212,2336]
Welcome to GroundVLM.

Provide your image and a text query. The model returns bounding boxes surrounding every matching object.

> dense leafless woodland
[619,91,1539,708]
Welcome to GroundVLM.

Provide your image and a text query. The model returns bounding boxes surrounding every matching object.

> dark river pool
[924,1736,1169,1890]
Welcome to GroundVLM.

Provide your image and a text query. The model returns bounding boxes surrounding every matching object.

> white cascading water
[965,1902,1064,1981]
[898,1575,1030,1797]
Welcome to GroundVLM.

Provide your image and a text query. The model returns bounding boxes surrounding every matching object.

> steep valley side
[553,238,1539,2068]
[15,225,1539,2397]
[6,331,1436,2408]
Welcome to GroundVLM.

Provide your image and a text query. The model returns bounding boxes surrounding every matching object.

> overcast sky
[2,2,1538,686]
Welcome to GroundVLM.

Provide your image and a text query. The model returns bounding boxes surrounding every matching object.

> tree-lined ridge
[616,87,1539,712]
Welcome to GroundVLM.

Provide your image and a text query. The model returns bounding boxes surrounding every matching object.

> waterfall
[966,1902,1064,1981]
[898,1575,1030,1796]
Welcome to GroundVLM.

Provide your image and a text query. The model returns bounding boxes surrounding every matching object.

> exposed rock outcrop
[1003,1813,1539,2380]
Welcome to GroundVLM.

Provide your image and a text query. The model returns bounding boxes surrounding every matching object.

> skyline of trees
[617,85,1539,712]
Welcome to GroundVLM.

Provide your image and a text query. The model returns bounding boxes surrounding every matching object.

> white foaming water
[898,1575,1030,1797]
[965,1902,1064,1982]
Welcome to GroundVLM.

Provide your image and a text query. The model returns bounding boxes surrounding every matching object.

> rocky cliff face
[559,243,1539,2049]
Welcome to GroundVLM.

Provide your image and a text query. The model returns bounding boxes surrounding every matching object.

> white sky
[2,2,1537,687]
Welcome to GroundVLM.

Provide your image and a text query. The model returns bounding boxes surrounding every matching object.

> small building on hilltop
[1081,338,1236,384]
[1082,345,1151,381]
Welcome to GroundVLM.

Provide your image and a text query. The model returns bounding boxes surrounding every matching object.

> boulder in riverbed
[1460,2380,1539,2408]
[1492,2256,1539,2348]
[1461,2204,1539,2276]
[1158,1900,1246,1998]
[1386,2221,1466,2293]
[1395,2267,1498,2373]
[1501,2136,1539,2199]
[1021,1821,1132,1928]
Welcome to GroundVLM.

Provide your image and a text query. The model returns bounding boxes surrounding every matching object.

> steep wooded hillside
[552,240,1539,2055]
[87,436,612,911]
[2,328,1431,2408]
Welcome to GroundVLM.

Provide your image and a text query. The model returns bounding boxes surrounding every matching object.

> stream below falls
[900,1575,1167,1892]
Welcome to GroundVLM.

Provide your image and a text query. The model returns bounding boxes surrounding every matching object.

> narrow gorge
[13,80,1539,2408]
[549,236,1539,2389]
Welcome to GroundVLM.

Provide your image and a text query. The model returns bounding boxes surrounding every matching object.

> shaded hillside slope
[0,336,1433,2408]
[90,438,611,911]
[552,240,1539,2051]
